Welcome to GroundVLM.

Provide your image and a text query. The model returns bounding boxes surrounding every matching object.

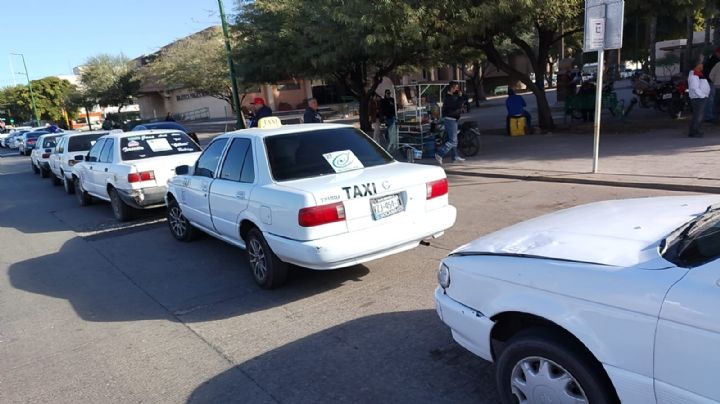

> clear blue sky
[0,0,230,87]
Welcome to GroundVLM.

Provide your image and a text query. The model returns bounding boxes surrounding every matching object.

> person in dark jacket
[379,89,397,152]
[505,88,532,134]
[303,98,323,123]
[702,47,720,122]
[249,97,273,128]
[435,82,465,165]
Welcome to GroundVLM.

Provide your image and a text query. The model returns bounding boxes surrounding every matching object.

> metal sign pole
[592,48,604,173]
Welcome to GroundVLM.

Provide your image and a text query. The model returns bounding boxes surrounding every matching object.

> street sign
[583,0,624,51]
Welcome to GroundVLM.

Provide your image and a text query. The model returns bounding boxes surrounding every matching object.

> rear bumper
[265,205,456,270]
[435,287,495,362]
[117,186,167,209]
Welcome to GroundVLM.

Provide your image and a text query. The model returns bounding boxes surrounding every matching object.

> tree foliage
[0,77,73,124]
[80,54,140,113]
[143,27,253,109]
[234,0,438,131]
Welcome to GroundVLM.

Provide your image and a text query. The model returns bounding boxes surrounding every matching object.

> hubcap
[168,206,187,236]
[510,356,587,404]
[248,238,267,282]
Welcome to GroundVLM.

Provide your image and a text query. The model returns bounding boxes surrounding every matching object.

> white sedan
[166,121,456,288]
[435,195,720,404]
[73,130,202,221]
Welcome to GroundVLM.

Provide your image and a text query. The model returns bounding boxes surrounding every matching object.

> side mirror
[175,165,189,175]
[74,155,85,161]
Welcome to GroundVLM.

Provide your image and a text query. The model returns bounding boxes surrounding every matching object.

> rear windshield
[68,133,107,152]
[265,127,393,181]
[120,132,200,161]
[26,132,45,139]
[42,136,58,148]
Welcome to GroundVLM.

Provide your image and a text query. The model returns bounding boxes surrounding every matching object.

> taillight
[68,159,78,166]
[426,178,449,199]
[298,202,346,227]
[42,153,50,159]
[128,170,155,183]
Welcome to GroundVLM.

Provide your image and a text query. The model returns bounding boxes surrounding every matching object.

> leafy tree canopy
[80,54,140,112]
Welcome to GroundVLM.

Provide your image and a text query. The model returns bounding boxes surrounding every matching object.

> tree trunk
[85,106,93,131]
[358,93,371,133]
[649,15,657,77]
[685,12,695,73]
[706,2,713,53]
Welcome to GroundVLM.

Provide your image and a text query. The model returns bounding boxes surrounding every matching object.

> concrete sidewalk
[441,121,720,193]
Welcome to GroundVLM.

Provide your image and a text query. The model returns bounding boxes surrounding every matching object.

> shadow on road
[186,310,498,404]
[8,229,370,323]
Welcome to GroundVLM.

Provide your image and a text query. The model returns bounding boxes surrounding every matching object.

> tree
[80,54,140,114]
[64,85,97,130]
[234,0,436,132]
[0,77,73,124]
[143,27,254,111]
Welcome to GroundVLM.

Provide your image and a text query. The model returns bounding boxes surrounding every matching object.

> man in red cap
[249,97,273,127]
[702,47,720,122]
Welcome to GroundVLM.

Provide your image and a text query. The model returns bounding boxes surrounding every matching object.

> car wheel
[40,167,49,178]
[109,187,135,222]
[496,328,617,404]
[245,227,288,289]
[63,176,75,194]
[31,161,39,174]
[51,173,62,186]
[74,178,92,206]
[459,129,480,157]
[24,150,30,156]
[167,199,196,242]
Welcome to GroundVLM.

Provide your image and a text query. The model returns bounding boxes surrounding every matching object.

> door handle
[104,168,108,172]
[235,191,246,200]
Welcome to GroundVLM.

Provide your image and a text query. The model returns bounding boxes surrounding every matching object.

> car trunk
[126,152,201,188]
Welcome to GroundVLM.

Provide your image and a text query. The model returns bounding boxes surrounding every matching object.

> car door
[50,137,65,176]
[209,137,254,240]
[655,227,720,403]
[92,138,115,198]
[84,139,106,195]
[180,138,228,231]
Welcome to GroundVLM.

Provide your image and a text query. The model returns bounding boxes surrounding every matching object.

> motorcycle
[667,76,692,119]
[632,74,670,111]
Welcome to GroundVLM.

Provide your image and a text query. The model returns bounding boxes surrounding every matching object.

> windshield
[120,132,200,161]
[662,206,720,267]
[265,127,393,181]
[68,133,106,152]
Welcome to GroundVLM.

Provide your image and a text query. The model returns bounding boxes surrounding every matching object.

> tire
[40,167,49,178]
[245,227,288,289]
[109,187,135,222]
[24,150,30,156]
[51,172,62,186]
[496,328,618,404]
[458,129,480,157]
[63,175,75,194]
[31,161,40,174]
[74,177,92,206]
[167,198,196,242]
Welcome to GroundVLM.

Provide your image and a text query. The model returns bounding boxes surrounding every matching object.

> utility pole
[11,53,40,125]
[218,0,246,129]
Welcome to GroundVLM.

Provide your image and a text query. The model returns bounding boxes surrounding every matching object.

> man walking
[435,82,466,165]
[379,89,397,153]
[689,58,710,138]
[303,98,323,123]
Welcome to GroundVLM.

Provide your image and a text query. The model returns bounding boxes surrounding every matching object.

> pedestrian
[709,55,720,123]
[249,97,273,128]
[703,47,720,122]
[435,81,466,165]
[379,89,397,153]
[165,112,175,122]
[303,97,323,123]
[505,88,532,134]
[368,94,382,143]
[688,57,711,138]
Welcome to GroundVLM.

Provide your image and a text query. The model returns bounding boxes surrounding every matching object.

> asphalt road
[0,150,698,403]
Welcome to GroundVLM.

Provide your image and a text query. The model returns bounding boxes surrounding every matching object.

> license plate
[370,194,404,220]
[662,93,672,100]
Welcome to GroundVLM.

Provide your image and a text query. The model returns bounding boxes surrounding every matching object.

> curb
[443,169,720,194]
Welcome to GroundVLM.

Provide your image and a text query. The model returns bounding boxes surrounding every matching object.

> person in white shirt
[688,57,711,137]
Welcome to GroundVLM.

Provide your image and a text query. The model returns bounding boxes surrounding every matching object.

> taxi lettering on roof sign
[258,116,282,129]
[164,123,457,289]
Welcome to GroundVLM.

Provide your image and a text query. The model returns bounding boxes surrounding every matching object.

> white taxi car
[49,131,110,193]
[165,122,457,288]
[435,195,720,404]
[30,133,62,177]
[73,130,202,221]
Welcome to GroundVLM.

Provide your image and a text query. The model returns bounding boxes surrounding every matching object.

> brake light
[42,153,50,159]
[426,178,449,199]
[298,202,346,227]
[128,170,156,183]
[68,159,78,166]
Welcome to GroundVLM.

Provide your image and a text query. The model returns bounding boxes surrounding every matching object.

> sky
[0,0,229,87]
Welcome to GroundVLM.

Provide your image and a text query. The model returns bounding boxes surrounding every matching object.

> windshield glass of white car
[120,132,201,161]
[265,127,393,181]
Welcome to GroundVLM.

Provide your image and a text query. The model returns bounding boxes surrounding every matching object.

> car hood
[452,195,720,269]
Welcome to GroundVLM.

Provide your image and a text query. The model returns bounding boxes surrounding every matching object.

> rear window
[68,133,107,152]
[120,132,200,161]
[265,127,393,181]
[26,132,45,139]
[42,136,58,148]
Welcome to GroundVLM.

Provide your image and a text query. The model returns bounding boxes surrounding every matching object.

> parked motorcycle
[632,74,670,111]
[667,75,692,119]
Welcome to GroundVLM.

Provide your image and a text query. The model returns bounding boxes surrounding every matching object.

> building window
[276,81,301,91]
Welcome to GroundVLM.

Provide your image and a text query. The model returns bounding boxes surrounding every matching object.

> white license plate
[370,194,404,220]
[662,93,672,100]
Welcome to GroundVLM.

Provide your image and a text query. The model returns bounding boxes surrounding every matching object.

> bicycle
[433,119,481,157]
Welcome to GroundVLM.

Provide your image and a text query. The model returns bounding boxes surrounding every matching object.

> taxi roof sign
[258,116,282,129]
